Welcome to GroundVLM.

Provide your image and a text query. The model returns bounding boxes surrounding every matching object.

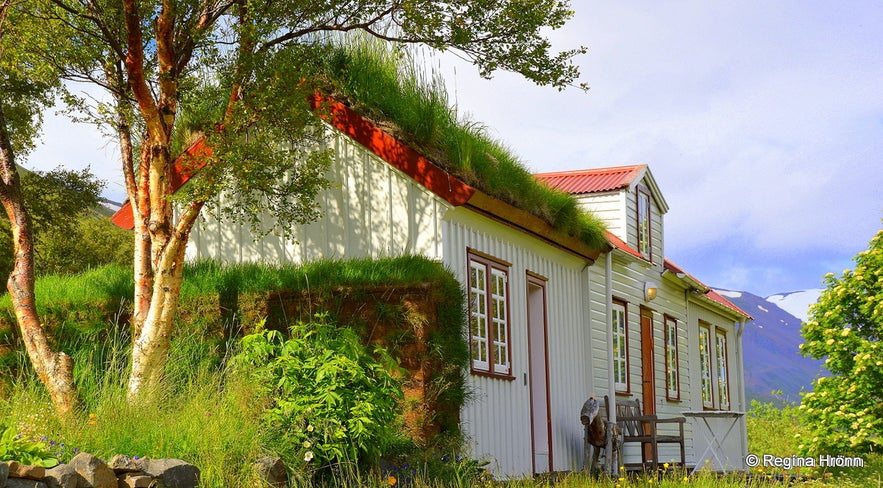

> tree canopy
[799,227,883,454]
[19,0,590,401]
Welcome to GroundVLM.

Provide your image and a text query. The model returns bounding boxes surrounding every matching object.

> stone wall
[0,454,198,488]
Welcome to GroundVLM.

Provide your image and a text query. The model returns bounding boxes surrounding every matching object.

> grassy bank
[2,262,882,486]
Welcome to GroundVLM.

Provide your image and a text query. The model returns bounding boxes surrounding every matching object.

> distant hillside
[714,288,826,405]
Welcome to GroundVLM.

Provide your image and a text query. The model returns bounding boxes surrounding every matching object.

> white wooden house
[113,101,751,477]
[537,167,752,472]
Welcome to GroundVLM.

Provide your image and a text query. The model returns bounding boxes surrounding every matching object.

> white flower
[304,451,314,462]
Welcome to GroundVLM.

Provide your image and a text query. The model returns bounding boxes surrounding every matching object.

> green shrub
[0,423,59,468]
[232,314,404,470]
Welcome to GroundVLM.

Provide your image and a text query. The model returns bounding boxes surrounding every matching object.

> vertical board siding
[186,126,448,264]
[444,209,593,477]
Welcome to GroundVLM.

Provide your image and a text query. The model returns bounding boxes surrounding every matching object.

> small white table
[683,411,744,473]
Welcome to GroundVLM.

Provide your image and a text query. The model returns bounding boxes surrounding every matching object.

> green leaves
[0,424,60,468]
[231,313,404,468]
[799,227,883,455]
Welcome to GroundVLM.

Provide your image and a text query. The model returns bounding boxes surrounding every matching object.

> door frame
[526,272,552,474]
[640,306,656,415]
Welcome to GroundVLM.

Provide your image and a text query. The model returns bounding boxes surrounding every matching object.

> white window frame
[715,329,731,410]
[636,187,652,259]
[664,315,680,400]
[612,299,630,393]
[468,250,512,379]
[698,323,714,409]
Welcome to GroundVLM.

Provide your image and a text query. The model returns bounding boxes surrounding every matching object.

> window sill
[470,369,516,381]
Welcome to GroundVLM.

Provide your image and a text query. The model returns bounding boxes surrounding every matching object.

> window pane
[469,261,489,371]
[612,303,628,390]
[490,268,509,374]
[665,317,679,398]
[699,326,713,408]
[716,332,729,409]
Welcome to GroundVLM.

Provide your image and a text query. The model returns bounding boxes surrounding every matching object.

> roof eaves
[664,258,752,319]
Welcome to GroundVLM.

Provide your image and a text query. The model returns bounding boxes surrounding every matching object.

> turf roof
[316,40,608,252]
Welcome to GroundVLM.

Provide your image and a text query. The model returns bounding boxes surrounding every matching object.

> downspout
[605,251,617,474]
[735,318,748,469]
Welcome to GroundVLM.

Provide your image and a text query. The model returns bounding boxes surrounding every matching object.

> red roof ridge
[535,164,647,178]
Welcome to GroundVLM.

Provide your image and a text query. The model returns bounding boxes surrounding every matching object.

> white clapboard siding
[686,300,747,470]
[186,126,449,264]
[574,191,627,241]
[586,252,701,467]
[443,207,594,476]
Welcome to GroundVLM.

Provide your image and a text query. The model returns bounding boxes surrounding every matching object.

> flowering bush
[232,314,403,468]
[799,228,883,454]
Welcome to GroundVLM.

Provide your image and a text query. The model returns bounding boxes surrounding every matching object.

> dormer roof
[536,164,669,214]
[535,164,646,194]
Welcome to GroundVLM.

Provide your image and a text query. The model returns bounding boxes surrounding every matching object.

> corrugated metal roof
[664,259,753,319]
[535,164,647,194]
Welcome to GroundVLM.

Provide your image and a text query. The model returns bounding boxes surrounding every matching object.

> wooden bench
[604,395,686,470]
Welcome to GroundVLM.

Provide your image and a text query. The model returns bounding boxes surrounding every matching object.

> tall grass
[6,261,883,487]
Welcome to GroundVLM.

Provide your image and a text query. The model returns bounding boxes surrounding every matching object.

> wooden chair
[604,395,685,470]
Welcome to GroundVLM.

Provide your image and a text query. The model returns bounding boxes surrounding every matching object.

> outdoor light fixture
[644,281,658,301]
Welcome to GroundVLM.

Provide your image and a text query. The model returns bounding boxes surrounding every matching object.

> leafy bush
[0,423,59,467]
[232,314,404,469]
[799,228,883,455]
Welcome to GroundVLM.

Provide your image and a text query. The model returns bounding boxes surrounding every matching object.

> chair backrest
[602,396,644,438]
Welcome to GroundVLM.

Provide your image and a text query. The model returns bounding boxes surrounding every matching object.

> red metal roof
[664,259,752,319]
[535,164,647,194]
[605,231,643,260]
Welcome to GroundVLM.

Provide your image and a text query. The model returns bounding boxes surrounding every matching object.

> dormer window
[636,187,651,259]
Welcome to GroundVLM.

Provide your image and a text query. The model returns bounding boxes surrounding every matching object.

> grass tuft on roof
[316,38,607,251]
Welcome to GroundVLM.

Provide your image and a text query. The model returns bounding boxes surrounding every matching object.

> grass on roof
[316,38,608,251]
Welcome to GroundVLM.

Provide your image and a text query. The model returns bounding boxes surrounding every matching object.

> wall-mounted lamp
[644,281,658,301]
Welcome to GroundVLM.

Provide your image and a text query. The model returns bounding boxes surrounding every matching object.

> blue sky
[26,0,883,297]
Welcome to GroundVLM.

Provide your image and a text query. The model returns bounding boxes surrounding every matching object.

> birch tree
[34,0,586,401]
[0,0,79,414]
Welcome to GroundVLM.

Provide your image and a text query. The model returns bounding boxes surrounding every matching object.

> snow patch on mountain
[716,290,742,299]
[766,289,823,322]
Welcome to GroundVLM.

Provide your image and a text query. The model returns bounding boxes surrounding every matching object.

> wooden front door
[527,275,552,474]
[640,308,656,415]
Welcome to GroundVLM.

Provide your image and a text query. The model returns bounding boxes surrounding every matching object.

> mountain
[714,288,826,405]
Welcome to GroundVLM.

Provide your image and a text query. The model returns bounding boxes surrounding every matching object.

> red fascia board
[111,96,474,230]
[110,201,135,230]
[110,139,212,230]
[310,95,474,206]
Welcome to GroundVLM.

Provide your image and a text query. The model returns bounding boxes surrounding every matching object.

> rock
[253,456,287,488]
[116,473,152,488]
[6,478,48,488]
[7,461,46,480]
[68,453,117,488]
[1,461,8,486]
[139,459,199,488]
[106,455,140,474]
[44,464,84,488]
